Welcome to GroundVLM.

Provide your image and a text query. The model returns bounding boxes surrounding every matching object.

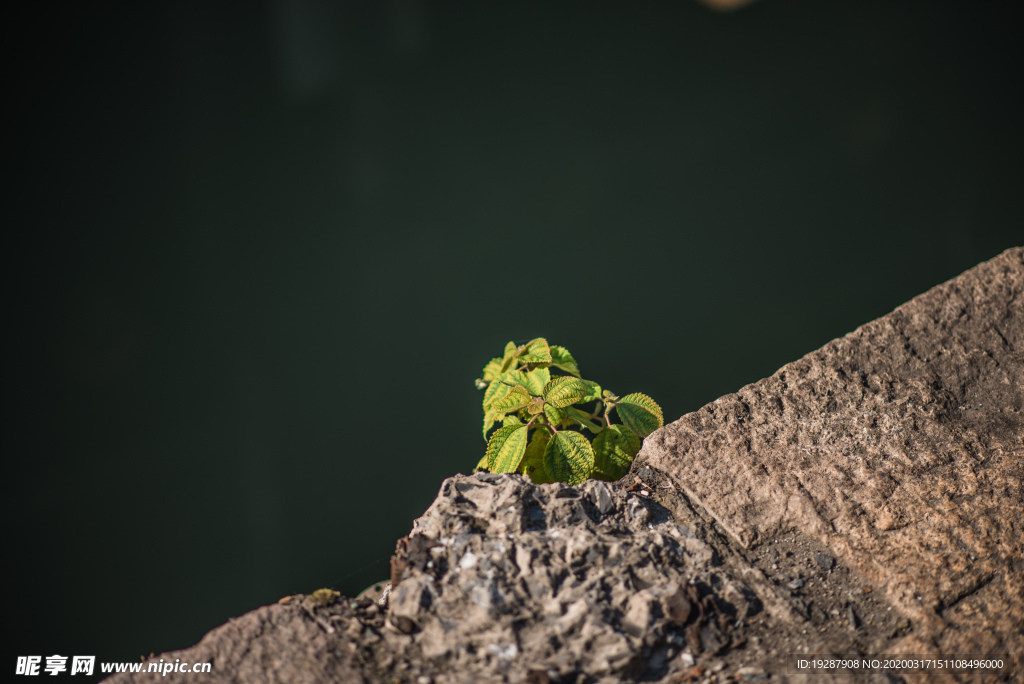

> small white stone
[487,643,518,660]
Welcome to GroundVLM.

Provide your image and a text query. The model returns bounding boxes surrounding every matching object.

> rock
[590,480,615,515]
[814,553,834,571]
[383,475,744,681]
[636,246,1023,673]
[101,249,1022,683]
[662,584,693,624]
[846,603,860,630]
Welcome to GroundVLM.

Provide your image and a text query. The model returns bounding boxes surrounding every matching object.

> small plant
[474,338,663,485]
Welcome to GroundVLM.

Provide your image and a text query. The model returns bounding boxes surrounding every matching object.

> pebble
[815,553,835,571]
[592,483,614,514]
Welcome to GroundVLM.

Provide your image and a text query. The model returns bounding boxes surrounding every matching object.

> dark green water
[4,0,1020,669]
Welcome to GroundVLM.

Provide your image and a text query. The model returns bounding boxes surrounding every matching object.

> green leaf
[482,411,497,440]
[486,424,529,473]
[543,430,595,485]
[543,377,590,408]
[615,393,664,438]
[482,375,511,409]
[579,379,602,403]
[592,424,641,480]
[484,368,545,403]
[566,406,603,434]
[519,337,552,364]
[543,403,567,426]
[486,384,531,415]
[499,341,519,374]
[519,430,554,484]
[549,345,581,377]
[521,367,550,396]
[502,414,523,428]
[482,370,531,411]
[480,357,504,385]
[474,453,490,471]
[499,369,530,391]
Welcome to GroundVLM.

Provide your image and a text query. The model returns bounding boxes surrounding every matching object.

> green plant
[473,338,663,485]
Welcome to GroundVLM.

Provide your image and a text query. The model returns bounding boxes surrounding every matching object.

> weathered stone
[636,246,1023,674]
[380,475,756,682]
[814,552,834,571]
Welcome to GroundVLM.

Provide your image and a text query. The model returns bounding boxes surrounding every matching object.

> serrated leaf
[482,370,531,411]
[499,341,519,374]
[486,424,529,473]
[482,412,496,440]
[566,406,603,434]
[592,424,641,480]
[502,414,523,428]
[579,379,602,403]
[521,367,550,396]
[486,384,531,415]
[499,369,531,391]
[486,368,543,398]
[519,337,552,364]
[543,377,590,408]
[482,375,511,409]
[474,453,490,471]
[543,403,567,425]
[480,357,504,385]
[543,430,595,485]
[615,393,664,438]
[519,430,554,484]
[549,345,581,377]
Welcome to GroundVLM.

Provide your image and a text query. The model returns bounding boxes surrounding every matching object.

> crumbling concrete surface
[105,247,1022,684]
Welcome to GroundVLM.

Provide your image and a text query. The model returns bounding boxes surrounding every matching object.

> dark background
[4,0,1021,671]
